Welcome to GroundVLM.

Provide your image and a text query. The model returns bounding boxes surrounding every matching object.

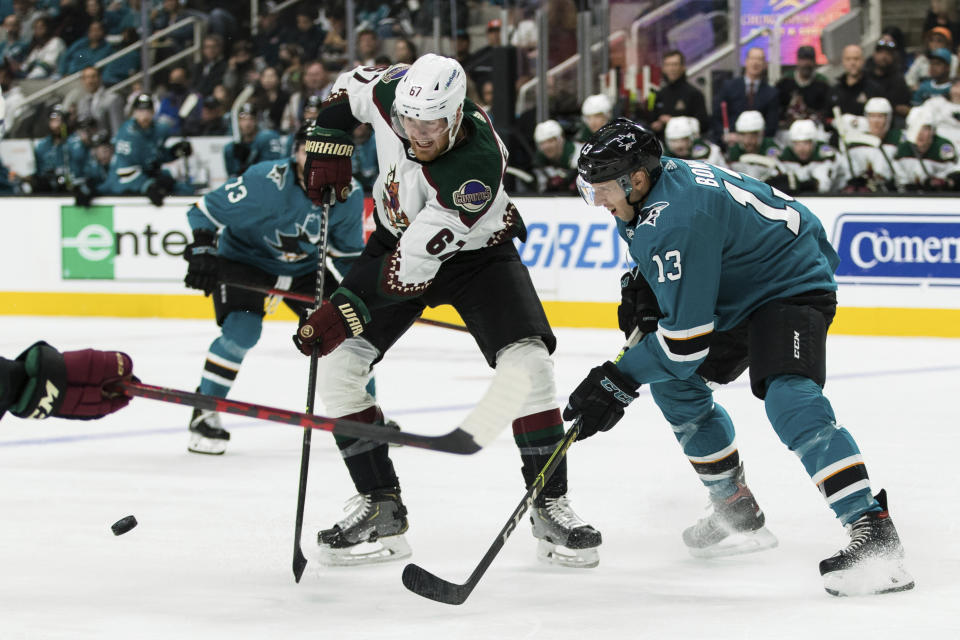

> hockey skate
[317,488,412,566]
[819,489,914,597]
[529,495,602,568]
[682,466,778,558]
[187,407,230,455]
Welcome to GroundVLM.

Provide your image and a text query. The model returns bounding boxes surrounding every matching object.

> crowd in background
[2,0,960,202]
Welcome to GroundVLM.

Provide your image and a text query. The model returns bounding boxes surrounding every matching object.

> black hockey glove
[618,269,661,340]
[232,142,251,162]
[145,173,175,206]
[563,361,640,441]
[73,182,93,208]
[171,140,193,158]
[183,230,218,295]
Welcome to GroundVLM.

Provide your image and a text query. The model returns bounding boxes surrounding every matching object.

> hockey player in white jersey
[293,54,602,567]
[771,119,838,194]
[835,98,900,192]
[726,110,782,182]
[894,104,960,191]
[663,116,725,166]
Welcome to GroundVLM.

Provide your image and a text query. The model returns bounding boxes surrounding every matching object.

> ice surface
[0,317,958,639]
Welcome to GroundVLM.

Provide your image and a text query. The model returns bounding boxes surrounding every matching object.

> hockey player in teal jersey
[568,118,914,597]
[223,103,286,178]
[182,123,365,454]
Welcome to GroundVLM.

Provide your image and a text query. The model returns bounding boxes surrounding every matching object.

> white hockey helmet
[581,93,612,117]
[534,119,563,144]
[735,110,765,133]
[788,119,818,142]
[905,104,934,144]
[391,54,467,152]
[864,97,892,116]
[665,116,696,140]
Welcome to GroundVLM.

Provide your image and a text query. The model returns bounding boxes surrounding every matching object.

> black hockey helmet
[577,117,662,185]
[293,119,314,152]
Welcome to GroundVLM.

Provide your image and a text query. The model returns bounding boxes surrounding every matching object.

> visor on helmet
[577,173,630,207]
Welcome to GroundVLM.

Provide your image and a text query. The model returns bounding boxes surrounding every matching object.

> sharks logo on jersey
[380,166,410,231]
[266,163,288,190]
[639,201,669,227]
[263,214,323,263]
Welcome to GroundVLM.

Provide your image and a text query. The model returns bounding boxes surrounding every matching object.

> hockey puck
[111,515,138,536]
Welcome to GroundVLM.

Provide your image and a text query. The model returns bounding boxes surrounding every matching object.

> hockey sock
[334,405,400,494]
[513,408,567,498]
[200,311,262,397]
[764,374,880,524]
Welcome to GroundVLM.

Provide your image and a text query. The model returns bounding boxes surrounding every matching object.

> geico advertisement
[832,214,960,284]
[61,203,191,281]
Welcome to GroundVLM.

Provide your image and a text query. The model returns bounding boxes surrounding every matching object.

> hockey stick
[401,327,642,605]
[291,191,332,583]
[113,380,518,453]
[223,281,471,334]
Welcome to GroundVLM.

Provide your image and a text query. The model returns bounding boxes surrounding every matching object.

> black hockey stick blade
[402,563,473,605]
[293,545,308,582]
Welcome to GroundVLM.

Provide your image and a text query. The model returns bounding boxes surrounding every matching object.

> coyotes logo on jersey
[380,166,410,231]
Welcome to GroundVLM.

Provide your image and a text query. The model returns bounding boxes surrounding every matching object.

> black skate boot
[317,488,411,566]
[819,489,914,596]
[682,464,778,558]
[529,494,602,568]
[187,406,230,455]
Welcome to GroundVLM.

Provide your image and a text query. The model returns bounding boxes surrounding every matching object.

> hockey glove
[618,269,661,339]
[294,289,369,357]
[73,182,93,208]
[232,142,251,162]
[171,140,193,158]
[183,230,218,295]
[9,342,134,420]
[304,125,354,205]
[563,361,640,441]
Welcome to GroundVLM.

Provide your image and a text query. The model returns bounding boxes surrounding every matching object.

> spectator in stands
[101,26,139,86]
[895,103,960,191]
[726,110,781,182]
[319,5,348,65]
[253,66,287,132]
[191,34,227,98]
[352,122,378,191]
[30,104,70,194]
[923,0,960,49]
[355,27,380,66]
[0,63,26,133]
[771,119,838,195]
[913,47,953,105]
[183,95,228,136]
[712,47,779,144]
[578,94,612,141]
[647,49,709,137]
[776,45,830,128]
[866,40,911,120]
[828,44,869,116]
[532,118,581,194]
[281,60,332,132]
[11,0,42,44]
[104,0,138,36]
[463,19,500,89]
[286,6,323,62]
[906,27,958,90]
[278,43,304,94]
[99,92,192,205]
[868,27,911,77]
[223,39,258,96]
[393,37,417,66]
[63,65,123,137]
[155,66,202,135]
[59,20,112,76]
[0,15,28,66]
[253,8,283,68]
[663,115,725,166]
[477,79,494,116]
[16,15,63,78]
[151,0,193,54]
[223,103,284,178]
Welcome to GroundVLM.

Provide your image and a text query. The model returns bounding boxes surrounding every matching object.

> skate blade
[823,559,915,597]
[536,539,599,569]
[187,433,228,455]
[687,526,779,559]
[318,535,412,567]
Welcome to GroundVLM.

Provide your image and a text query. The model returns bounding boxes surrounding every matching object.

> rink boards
[1,195,958,337]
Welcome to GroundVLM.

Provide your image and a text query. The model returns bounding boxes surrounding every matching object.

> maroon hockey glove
[563,361,639,441]
[10,342,134,420]
[294,290,370,356]
[304,125,354,205]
